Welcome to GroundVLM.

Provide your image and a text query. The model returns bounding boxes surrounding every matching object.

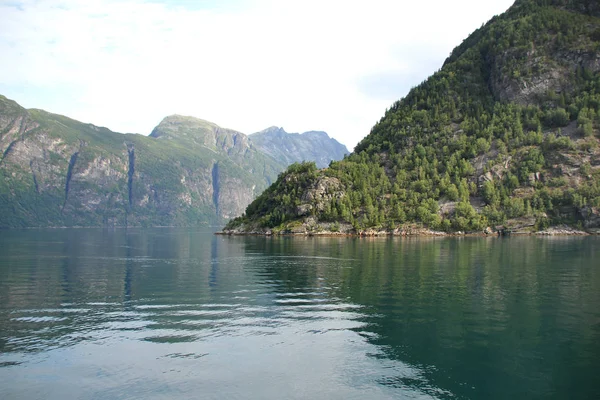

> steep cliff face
[0,100,348,228]
[249,127,348,168]
[144,115,287,222]
[0,99,287,227]
[0,100,130,226]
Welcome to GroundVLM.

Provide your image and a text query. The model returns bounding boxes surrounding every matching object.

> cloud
[0,0,514,149]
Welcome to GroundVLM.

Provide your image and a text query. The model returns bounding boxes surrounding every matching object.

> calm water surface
[0,229,599,399]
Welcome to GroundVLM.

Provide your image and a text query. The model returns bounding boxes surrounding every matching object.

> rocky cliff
[0,98,343,227]
[249,127,348,169]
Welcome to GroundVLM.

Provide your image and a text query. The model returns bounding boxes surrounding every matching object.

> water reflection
[237,236,600,399]
[0,230,599,399]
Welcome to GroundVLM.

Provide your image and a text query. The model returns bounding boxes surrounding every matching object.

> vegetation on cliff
[226,0,600,234]
[0,100,345,227]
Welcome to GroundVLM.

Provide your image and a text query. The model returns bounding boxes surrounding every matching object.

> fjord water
[0,230,599,399]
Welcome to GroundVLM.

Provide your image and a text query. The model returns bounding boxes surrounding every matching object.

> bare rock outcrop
[297,176,345,216]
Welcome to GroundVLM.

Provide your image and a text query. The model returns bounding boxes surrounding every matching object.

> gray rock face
[298,176,345,216]
[249,126,348,169]
[579,206,600,228]
[491,48,600,105]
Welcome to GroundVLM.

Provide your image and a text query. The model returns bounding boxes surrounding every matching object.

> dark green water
[0,229,599,399]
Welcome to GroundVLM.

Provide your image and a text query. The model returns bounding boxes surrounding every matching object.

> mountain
[224,0,600,235]
[249,127,348,169]
[0,98,344,227]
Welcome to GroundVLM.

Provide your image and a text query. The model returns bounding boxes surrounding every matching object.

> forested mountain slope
[225,0,600,234]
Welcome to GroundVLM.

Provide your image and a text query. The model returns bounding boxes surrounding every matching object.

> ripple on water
[3,231,598,400]
[11,316,69,323]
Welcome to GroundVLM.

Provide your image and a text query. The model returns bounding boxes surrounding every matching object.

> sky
[0,0,515,150]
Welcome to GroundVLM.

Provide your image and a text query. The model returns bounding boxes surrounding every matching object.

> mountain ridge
[0,95,346,227]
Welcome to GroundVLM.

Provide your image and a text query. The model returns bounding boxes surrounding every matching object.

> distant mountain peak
[249,127,348,169]
[150,115,219,138]
[149,115,254,157]
[256,126,289,137]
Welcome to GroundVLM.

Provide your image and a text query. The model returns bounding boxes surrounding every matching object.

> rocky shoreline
[218,224,597,237]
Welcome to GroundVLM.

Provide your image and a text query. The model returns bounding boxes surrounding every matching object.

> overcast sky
[0,0,514,150]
